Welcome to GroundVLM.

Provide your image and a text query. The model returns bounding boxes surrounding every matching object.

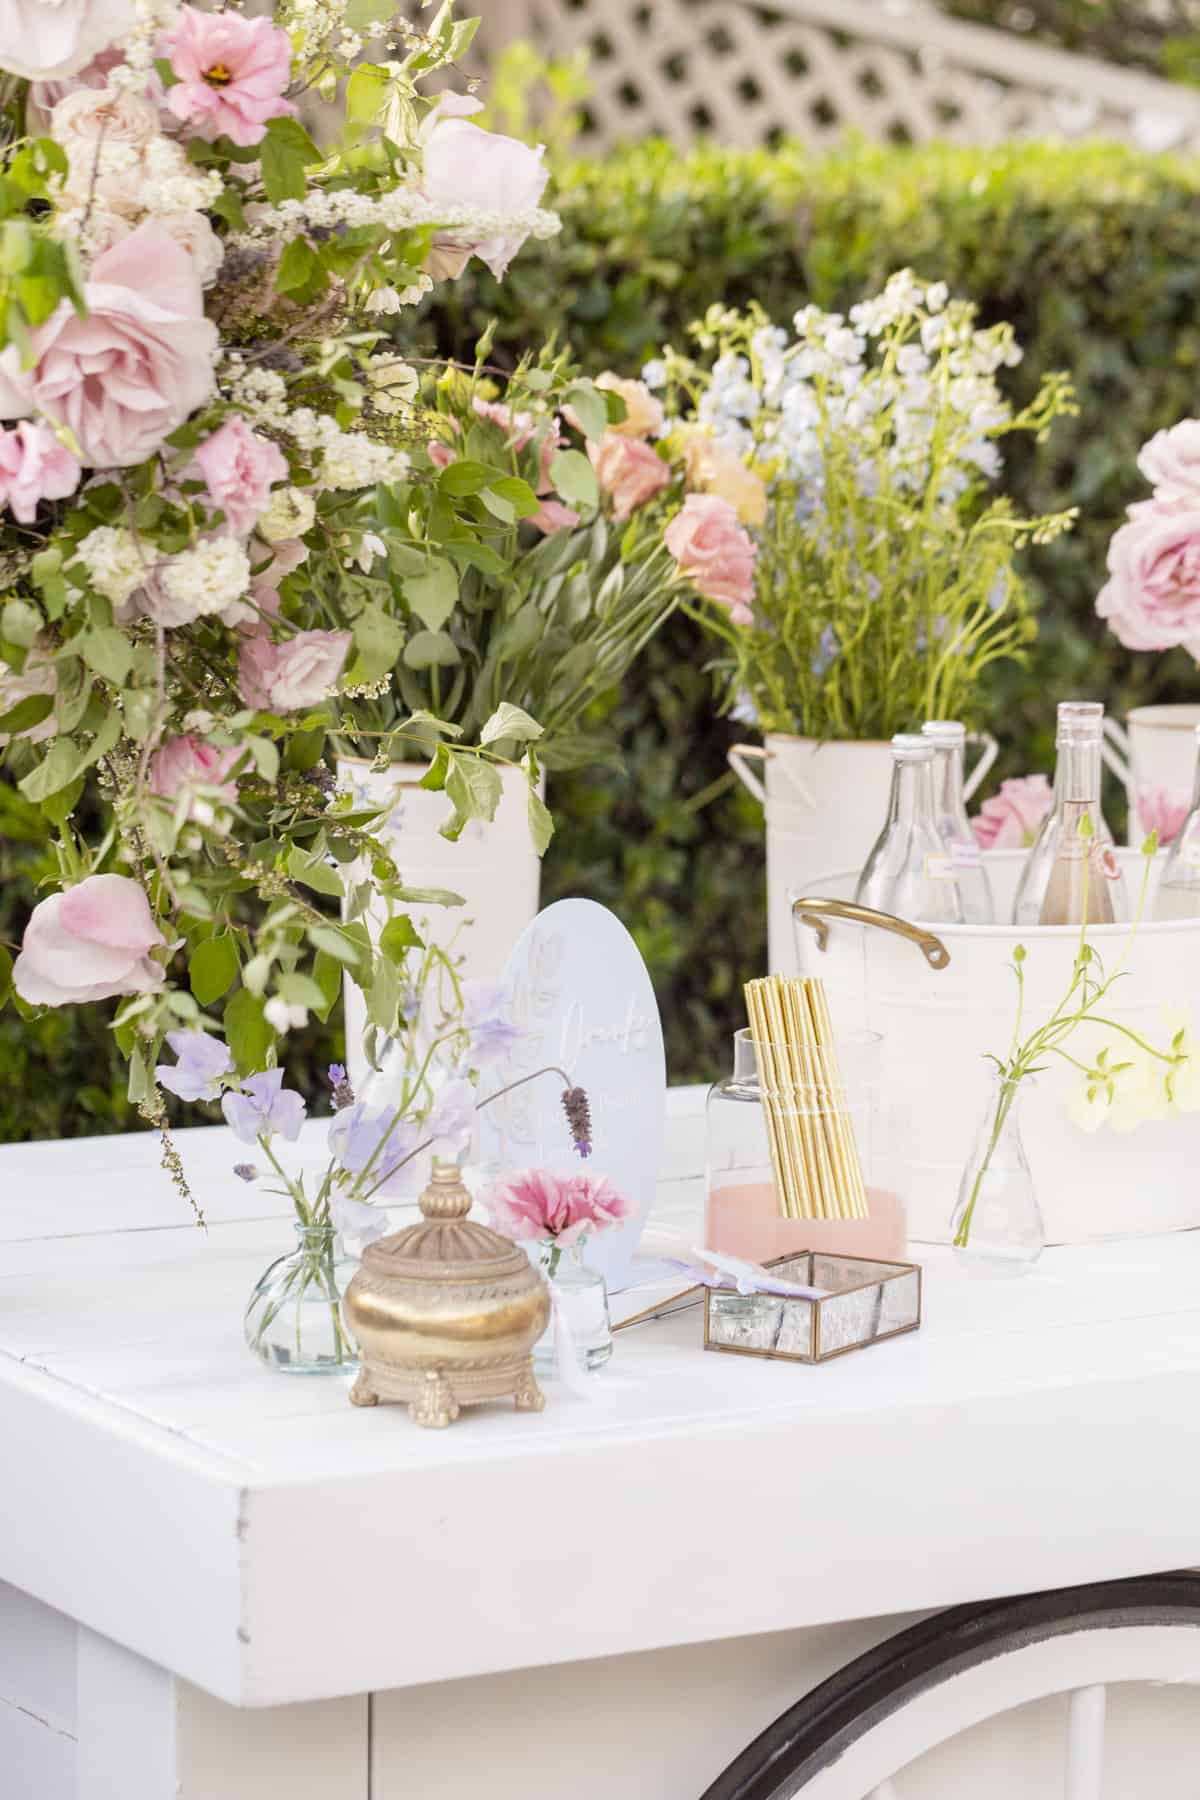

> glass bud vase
[245,1222,360,1374]
[950,1075,1045,1276]
[533,1239,613,1378]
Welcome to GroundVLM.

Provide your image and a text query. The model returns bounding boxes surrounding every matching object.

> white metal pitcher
[1102,704,1200,843]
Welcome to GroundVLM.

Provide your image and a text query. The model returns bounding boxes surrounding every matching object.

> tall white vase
[337,758,541,1085]
[729,730,996,973]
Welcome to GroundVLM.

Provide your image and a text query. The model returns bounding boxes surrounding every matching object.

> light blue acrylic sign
[478,899,666,1289]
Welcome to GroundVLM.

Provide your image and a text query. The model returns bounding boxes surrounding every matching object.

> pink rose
[13,873,167,1008]
[7,223,218,469]
[163,6,295,148]
[148,735,241,809]
[0,421,80,522]
[1135,786,1192,845]
[971,774,1054,851]
[589,431,671,521]
[1137,421,1200,502]
[193,417,288,536]
[1096,501,1200,656]
[238,630,352,714]
[421,95,549,280]
[0,0,132,82]
[26,46,126,136]
[529,499,580,536]
[664,493,757,623]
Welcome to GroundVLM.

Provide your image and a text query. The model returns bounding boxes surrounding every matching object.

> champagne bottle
[1012,702,1126,926]
[1153,725,1200,921]
[921,720,994,924]
[856,734,964,924]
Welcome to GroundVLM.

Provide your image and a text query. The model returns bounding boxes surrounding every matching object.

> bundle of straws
[743,975,869,1222]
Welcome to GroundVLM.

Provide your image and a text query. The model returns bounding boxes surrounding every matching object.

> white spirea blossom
[258,486,316,543]
[237,190,561,246]
[320,433,411,490]
[160,540,252,620]
[76,527,151,605]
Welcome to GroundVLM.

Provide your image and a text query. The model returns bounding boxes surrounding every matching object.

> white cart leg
[1065,1684,1107,1800]
[76,1626,368,1800]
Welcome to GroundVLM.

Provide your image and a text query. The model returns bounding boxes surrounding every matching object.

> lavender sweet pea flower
[426,1077,475,1157]
[221,1068,306,1144]
[330,1190,389,1245]
[329,1102,420,1193]
[462,978,522,1065]
[156,1028,233,1102]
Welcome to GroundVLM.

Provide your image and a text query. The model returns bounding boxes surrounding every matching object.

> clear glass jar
[705,1029,905,1264]
[950,1072,1045,1276]
[532,1239,613,1377]
[245,1223,359,1374]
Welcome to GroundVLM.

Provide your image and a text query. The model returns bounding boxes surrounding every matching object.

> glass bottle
[1153,724,1200,920]
[1012,702,1126,926]
[921,720,995,924]
[245,1222,359,1374]
[533,1238,613,1377]
[950,1073,1045,1276]
[855,734,964,924]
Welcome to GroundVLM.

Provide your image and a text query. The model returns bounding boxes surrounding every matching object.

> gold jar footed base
[342,1161,551,1429]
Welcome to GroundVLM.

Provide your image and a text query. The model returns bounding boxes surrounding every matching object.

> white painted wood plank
[174,1681,367,1800]
[0,1580,76,1736]
[77,1629,177,1800]
[0,1693,76,1800]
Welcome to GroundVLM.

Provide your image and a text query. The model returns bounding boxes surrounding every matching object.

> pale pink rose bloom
[0,646,57,746]
[163,6,295,148]
[589,431,671,521]
[26,46,126,136]
[0,0,132,82]
[238,630,352,714]
[970,774,1054,851]
[422,96,549,280]
[157,212,224,287]
[1137,420,1200,502]
[529,499,580,536]
[594,372,665,440]
[1096,501,1200,657]
[0,421,80,522]
[664,493,757,623]
[194,417,288,536]
[1135,786,1192,846]
[13,873,167,1008]
[148,735,241,808]
[52,85,159,161]
[13,223,218,468]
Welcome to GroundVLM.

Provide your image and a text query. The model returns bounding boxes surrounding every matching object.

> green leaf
[287,846,344,898]
[276,971,329,1012]
[352,602,404,680]
[419,741,450,790]
[438,459,505,498]
[18,738,79,802]
[548,449,599,510]
[565,382,608,441]
[276,236,317,294]
[403,558,458,633]
[312,949,341,1020]
[444,756,503,826]
[345,0,394,28]
[487,475,541,519]
[480,702,544,747]
[367,954,399,1031]
[0,692,52,736]
[309,924,365,968]
[379,914,423,960]
[224,989,273,1075]
[347,64,388,124]
[260,116,322,204]
[527,784,555,857]
[0,946,11,1008]
[189,935,239,1006]
[2,600,40,649]
[78,627,133,687]
[246,734,280,782]
[403,629,460,670]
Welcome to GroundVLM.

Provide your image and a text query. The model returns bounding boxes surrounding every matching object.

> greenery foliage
[10,133,1200,1135]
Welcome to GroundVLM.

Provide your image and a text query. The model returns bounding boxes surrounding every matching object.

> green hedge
[7,136,1200,1137]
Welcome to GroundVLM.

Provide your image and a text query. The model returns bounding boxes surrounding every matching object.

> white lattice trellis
[460,0,1200,154]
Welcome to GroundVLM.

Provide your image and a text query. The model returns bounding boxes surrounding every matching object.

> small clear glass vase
[245,1223,359,1374]
[533,1239,613,1377]
[950,1074,1045,1276]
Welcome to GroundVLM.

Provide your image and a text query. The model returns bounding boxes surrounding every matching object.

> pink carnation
[1135,786,1192,846]
[148,735,241,808]
[193,417,288,536]
[664,493,757,623]
[238,630,352,714]
[971,774,1054,851]
[1096,500,1200,658]
[13,873,166,1008]
[163,5,295,148]
[589,431,670,521]
[0,421,80,523]
[484,1167,630,1249]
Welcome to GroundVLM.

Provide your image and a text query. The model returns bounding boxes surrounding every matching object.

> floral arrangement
[1097,419,1200,660]
[645,270,1078,741]
[484,1165,629,1273]
[0,1,595,1184]
[953,821,1195,1251]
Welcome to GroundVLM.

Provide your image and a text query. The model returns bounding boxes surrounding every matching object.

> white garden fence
[455,0,1200,153]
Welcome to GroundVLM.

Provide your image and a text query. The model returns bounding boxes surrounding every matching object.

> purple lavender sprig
[561,1085,593,1158]
[327,1063,355,1110]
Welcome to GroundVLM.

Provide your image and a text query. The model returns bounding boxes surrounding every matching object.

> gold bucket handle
[793,897,952,971]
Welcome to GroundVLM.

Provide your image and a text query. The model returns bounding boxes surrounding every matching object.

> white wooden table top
[3,1089,1200,1709]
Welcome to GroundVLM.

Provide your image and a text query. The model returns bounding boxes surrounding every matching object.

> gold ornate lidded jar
[343,1162,551,1428]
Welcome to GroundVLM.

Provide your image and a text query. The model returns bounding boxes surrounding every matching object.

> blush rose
[664,493,758,624]
[13,873,167,1007]
[238,630,352,714]
[193,418,288,536]
[588,431,671,521]
[970,775,1054,851]
[1096,501,1200,658]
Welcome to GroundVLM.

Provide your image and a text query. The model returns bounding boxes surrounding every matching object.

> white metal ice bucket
[794,850,1200,1246]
